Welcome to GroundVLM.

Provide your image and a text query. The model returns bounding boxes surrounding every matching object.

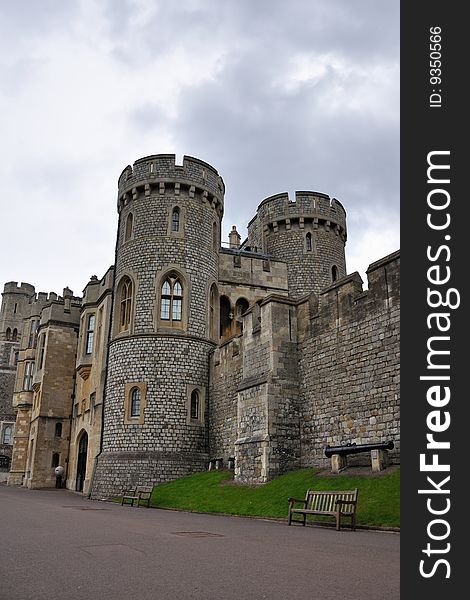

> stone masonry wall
[298,251,400,467]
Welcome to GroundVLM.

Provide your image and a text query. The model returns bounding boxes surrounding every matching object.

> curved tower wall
[247,192,347,298]
[91,155,224,498]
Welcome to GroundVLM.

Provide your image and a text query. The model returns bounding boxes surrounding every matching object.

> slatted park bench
[288,488,358,531]
[121,485,153,507]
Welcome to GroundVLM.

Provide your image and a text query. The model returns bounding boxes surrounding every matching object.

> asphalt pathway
[0,484,399,599]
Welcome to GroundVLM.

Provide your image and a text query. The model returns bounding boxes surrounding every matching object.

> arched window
[125,212,133,241]
[190,389,200,420]
[306,232,312,252]
[5,328,11,341]
[130,387,141,417]
[160,275,183,324]
[235,298,249,335]
[55,422,62,438]
[12,328,18,342]
[332,265,339,282]
[172,207,180,232]
[3,426,12,445]
[119,277,133,332]
[220,296,232,339]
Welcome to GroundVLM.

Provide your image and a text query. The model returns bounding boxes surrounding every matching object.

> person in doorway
[54,465,64,488]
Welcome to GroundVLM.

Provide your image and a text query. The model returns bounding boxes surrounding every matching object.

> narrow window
[38,334,46,369]
[28,320,39,348]
[209,284,218,339]
[12,328,18,342]
[85,314,95,354]
[55,422,62,438]
[160,275,183,325]
[3,426,12,445]
[51,453,60,468]
[213,221,218,251]
[306,232,312,252]
[172,207,180,232]
[190,389,199,420]
[130,388,141,417]
[125,212,133,241]
[220,296,232,339]
[235,298,249,335]
[5,328,11,341]
[332,265,338,282]
[23,361,35,391]
[119,278,133,332]
[14,303,17,314]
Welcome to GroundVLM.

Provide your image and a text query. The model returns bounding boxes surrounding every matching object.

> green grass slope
[150,468,400,528]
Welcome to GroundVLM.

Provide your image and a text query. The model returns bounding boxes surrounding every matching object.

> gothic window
[119,277,133,333]
[2,426,12,445]
[190,389,199,420]
[160,275,183,324]
[85,314,95,354]
[306,232,312,252]
[12,328,18,342]
[55,422,62,438]
[125,212,133,241]
[332,265,339,282]
[38,334,46,369]
[130,388,141,417]
[23,361,35,391]
[186,385,205,425]
[172,207,180,232]
[5,328,11,341]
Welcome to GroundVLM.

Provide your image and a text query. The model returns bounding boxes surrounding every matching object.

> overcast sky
[0,0,399,297]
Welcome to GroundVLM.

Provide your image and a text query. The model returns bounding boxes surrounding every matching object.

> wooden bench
[121,485,153,507]
[121,487,139,507]
[288,488,358,531]
[137,485,153,508]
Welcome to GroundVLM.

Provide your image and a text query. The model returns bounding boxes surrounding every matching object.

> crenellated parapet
[117,154,225,218]
[248,191,347,246]
[2,282,36,296]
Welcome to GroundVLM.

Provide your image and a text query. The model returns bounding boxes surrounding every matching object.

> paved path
[0,484,399,599]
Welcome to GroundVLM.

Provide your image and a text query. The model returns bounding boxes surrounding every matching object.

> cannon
[324,440,394,458]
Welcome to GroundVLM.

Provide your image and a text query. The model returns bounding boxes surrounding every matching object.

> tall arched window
[125,212,133,241]
[119,277,133,332]
[160,274,183,325]
[55,422,62,438]
[235,298,249,335]
[220,296,232,339]
[332,265,339,282]
[12,328,18,342]
[172,207,180,232]
[306,232,312,252]
[5,328,11,341]
[190,389,200,420]
[130,387,141,417]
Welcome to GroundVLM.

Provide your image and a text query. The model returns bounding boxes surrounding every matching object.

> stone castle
[0,154,400,497]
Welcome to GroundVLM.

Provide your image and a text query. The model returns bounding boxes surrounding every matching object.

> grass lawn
[149,467,400,528]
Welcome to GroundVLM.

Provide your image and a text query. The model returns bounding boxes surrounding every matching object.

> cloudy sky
[0,0,399,297]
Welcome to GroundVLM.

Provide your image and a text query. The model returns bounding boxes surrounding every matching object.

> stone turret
[246,191,347,298]
[91,154,225,498]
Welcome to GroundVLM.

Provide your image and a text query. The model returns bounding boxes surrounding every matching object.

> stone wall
[298,251,400,467]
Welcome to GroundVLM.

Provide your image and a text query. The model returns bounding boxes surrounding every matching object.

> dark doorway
[76,431,88,492]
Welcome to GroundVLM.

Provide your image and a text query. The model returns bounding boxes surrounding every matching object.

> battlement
[248,190,347,241]
[117,154,225,212]
[2,282,36,296]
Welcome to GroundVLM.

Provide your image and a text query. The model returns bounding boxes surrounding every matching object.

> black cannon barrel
[324,440,394,458]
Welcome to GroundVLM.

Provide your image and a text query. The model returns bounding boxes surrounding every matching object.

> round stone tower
[246,191,347,298]
[91,155,224,498]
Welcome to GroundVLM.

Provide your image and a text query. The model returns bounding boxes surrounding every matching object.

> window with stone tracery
[160,275,183,325]
[119,277,133,333]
